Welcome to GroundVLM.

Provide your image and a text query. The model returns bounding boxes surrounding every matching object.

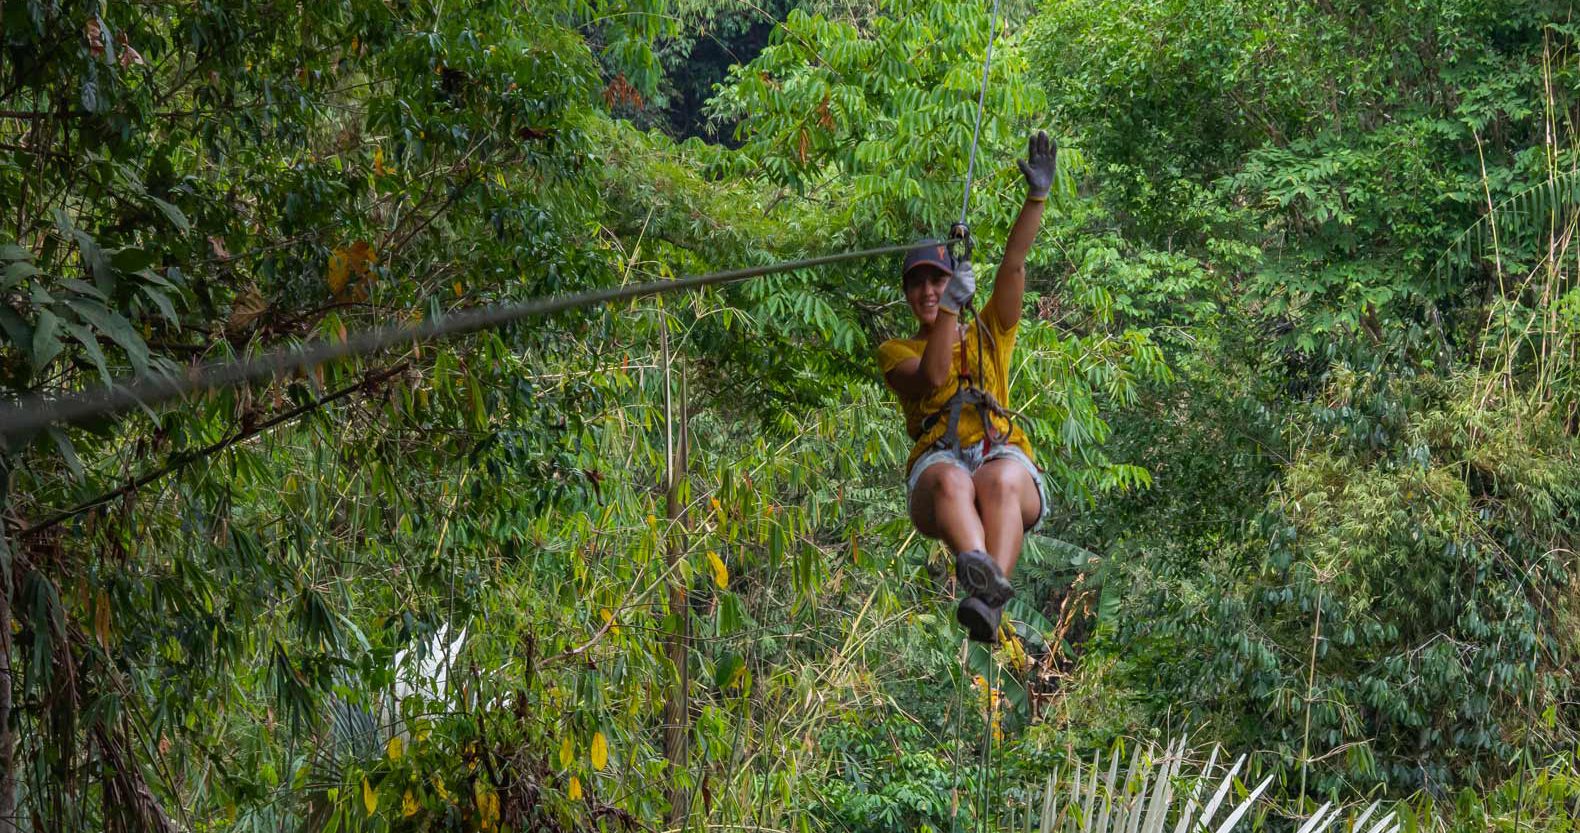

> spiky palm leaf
[1029,739,1399,833]
[1431,169,1580,281]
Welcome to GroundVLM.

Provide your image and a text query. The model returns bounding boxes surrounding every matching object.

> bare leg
[909,463,984,555]
[972,459,1041,579]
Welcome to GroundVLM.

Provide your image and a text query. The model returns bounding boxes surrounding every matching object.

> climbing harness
[920,242,1019,458]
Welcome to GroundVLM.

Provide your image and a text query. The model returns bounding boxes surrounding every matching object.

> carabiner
[947,222,974,264]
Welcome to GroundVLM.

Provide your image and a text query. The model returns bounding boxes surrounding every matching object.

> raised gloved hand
[1017,130,1058,199]
[939,258,976,315]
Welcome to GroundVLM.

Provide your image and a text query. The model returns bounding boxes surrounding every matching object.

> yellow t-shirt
[876,303,1035,476]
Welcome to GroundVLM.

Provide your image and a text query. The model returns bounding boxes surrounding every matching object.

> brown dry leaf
[85,17,105,58]
[228,288,268,331]
[117,32,144,67]
[94,589,111,651]
[208,235,232,260]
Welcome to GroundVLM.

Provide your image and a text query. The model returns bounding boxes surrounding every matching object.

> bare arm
[987,131,1057,328]
[885,310,959,399]
[987,198,1046,328]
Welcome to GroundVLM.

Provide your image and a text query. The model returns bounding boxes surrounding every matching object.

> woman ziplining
[878,131,1056,644]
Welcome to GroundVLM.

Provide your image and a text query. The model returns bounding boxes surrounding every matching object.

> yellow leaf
[568,775,582,800]
[558,735,573,769]
[482,791,500,829]
[432,777,450,802]
[402,788,418,817]
[327,250,351,297]
[362,776,378,815]
[600,607,619,635]
[590,731,608,771]
[706,550,729,590]
[329,241,377,300]
[475,782,500,830]
[386,736,403,761]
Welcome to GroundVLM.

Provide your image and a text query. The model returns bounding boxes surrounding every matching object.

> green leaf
[31,309,63,371]
[139,285,180,325]
[59,278,108,301]
[2,261,39,289]
[0,305,34,353]
[110,247,157,274]
[47,427,85,480]
[717,592,743,636]
[1096,579,1121,635]
[62,320,111,382]
[148,196,191,232]
[67,298,149,376]
[714,652,745,689]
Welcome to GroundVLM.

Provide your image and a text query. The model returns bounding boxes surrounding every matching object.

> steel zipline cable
[957,0,1002,226]
[0,242,913,439]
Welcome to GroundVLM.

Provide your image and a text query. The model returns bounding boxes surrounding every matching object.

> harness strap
[916,302,1024,453]
[921,384,1018,452]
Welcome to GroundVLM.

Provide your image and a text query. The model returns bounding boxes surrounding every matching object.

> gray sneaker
[956,596,1002,644]
[955,549,1014,606]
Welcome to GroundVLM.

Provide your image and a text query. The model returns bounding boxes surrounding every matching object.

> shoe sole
[956,550,1014,607]
[956,600,999,644]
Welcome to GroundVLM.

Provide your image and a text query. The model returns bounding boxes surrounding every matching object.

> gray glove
[939,259,977,314]
[1017,130,1057,198]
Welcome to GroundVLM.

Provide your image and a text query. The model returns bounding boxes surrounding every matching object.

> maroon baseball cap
[902,239,954,283]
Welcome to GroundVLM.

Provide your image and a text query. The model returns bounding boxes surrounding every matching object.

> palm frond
[1027,740,1399,833]
[1431,169,1580,281]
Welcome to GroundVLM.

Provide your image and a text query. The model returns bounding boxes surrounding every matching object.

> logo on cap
[902,240,954,282]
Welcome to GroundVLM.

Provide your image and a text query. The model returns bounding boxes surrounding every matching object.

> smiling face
[904,264,952,328]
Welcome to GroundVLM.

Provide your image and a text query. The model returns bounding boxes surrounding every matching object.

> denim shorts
[906,442,1047,532]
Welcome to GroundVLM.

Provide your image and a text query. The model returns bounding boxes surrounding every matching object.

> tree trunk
[0,559,13,833]
[0,457,16,833]
[661,332,692,825]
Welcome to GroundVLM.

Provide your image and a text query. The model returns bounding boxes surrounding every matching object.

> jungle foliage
[0,0,1577,831]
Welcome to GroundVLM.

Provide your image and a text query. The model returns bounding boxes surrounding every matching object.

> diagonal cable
[0,243,911,438]
[958,0,1003,225]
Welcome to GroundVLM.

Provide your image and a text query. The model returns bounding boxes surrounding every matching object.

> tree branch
[15,363,408,538]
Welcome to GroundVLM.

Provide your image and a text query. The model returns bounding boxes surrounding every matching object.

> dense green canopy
[1,1,1576,831]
